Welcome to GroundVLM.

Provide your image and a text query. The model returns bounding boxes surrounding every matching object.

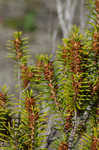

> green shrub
[0,0,98,150]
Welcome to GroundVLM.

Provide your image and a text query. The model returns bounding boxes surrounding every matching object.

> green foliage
[3,11,37,32]
[0,0,99,150]
[23,11,37,32]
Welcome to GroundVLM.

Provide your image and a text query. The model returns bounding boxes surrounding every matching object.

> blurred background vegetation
[0,0,88,91]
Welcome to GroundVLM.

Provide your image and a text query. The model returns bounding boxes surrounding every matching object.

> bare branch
[56,0,68,37]
[68,105,92,149]
[64,0,71,31]
[51,24,59,58]
[68,111,80,150]
[56,0,78,37]
[80,0,85,32]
